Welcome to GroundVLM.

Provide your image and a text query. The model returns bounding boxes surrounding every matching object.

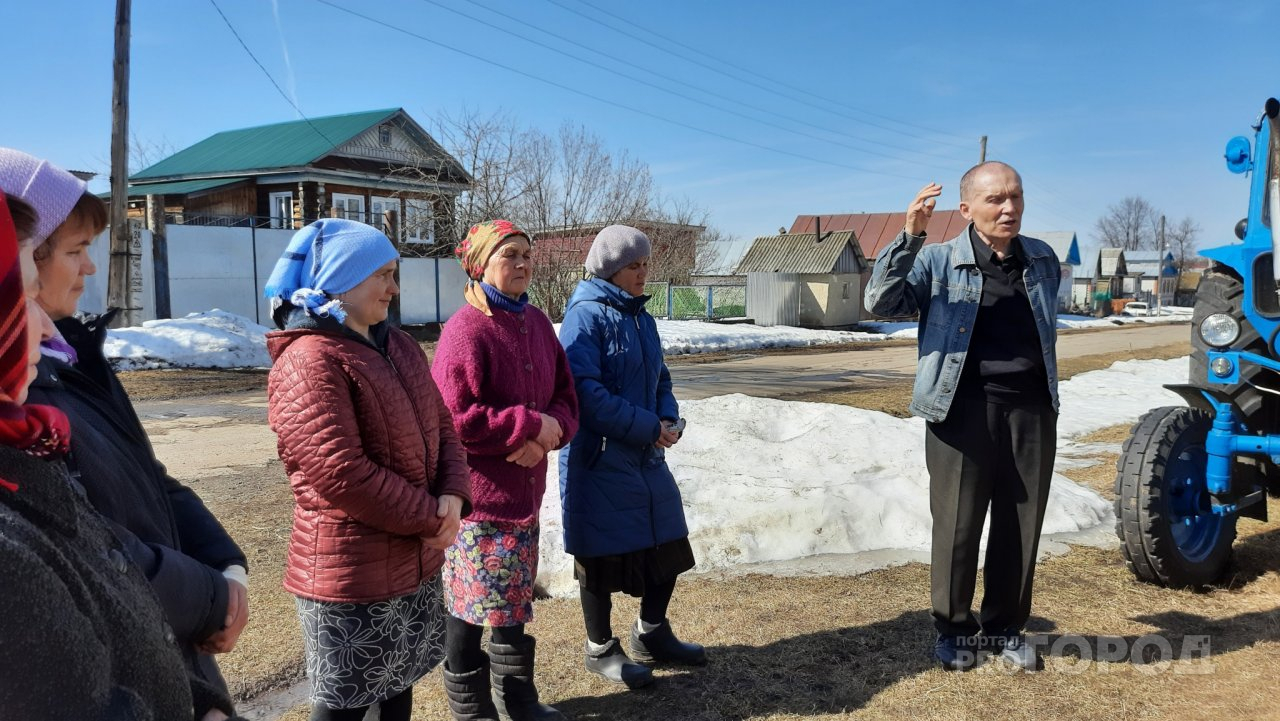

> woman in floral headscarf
[432,220,578,721]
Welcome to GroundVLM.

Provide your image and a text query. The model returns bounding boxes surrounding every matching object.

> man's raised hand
[906,183,942,236]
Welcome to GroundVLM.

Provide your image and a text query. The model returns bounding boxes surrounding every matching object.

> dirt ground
[171,334,1280,720]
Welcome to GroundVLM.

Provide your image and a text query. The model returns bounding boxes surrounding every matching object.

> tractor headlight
[1199,313,1240,348]
[1211,356,1235,378]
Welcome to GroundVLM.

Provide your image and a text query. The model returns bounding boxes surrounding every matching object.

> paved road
[669,323,1190,400]
[134,323,1190,479]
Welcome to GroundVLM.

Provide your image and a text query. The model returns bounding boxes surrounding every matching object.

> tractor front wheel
[1114,406,1236,587]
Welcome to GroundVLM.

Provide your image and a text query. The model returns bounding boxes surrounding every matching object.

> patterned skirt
[295,576,446,710]
[443,520,539,626]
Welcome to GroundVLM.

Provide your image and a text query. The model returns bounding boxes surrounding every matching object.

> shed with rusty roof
[735,230,868,327]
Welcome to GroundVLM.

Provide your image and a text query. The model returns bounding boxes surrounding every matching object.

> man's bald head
[959,161,1023,203]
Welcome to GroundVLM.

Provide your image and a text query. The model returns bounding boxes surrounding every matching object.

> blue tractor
[1115,98,1280,587]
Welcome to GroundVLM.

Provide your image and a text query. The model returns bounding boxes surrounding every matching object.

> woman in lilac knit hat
[432,220,579,721]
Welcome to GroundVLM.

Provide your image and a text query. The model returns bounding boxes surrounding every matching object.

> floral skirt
[295,576,446,710]
[443,519,539,626]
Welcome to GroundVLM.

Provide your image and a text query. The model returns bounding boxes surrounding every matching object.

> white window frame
[332,193,365,222]
[403,198,435,244]
[268,191,294,229]
[370,196,400,234]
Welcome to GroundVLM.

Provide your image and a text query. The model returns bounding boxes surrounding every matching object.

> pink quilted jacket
[267,327,471,603]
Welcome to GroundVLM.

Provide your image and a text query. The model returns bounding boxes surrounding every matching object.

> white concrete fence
[80,223,470,327]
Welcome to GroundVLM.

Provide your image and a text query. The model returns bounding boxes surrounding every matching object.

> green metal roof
[124,177,250,198]
[131,109,400,180]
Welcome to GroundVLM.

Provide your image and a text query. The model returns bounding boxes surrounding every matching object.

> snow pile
[1056,357,1187,437]
[104,310,272,370]
[102,308,1189,370]
[864,311,1192,337]
[853,321,918,339]
[535,356,1187,596]
[655,320,886,354]
[1058,312,1192,329]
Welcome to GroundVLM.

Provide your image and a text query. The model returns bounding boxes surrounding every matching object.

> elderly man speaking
[864,161,1061,672]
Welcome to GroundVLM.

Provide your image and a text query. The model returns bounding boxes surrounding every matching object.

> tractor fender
[1161,383,1237,416]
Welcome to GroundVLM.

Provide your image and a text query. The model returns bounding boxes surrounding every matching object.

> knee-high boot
[443,655,500,721]
[488,636,566,721]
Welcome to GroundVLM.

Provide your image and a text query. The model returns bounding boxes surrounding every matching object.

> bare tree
[424,108,531,250]
[642,195,710,286]
[509,123,653,232]
[128,133,177,175]
[396,110,729,318]
[693,225,737,275]
[1166,216,1201,272]
[1095,196,1161,250]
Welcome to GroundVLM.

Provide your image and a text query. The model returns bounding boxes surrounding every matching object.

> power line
[545,0,976,150]
[439,0,971,170]
[207,0,338,147]
[309,0,934,183]
[569,0,977,147]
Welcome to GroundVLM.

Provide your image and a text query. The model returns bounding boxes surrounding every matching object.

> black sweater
[24,312,247,698]
[0,445,237,719]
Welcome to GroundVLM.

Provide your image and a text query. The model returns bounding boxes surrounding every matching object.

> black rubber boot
[488,636,566,721]
[443,658,500,721]
[629,619,708,666]
[583,638,654,689]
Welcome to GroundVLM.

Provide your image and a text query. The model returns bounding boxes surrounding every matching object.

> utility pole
[107,0,138,327]
[1157,214,1166,316]
[979,135,988,163]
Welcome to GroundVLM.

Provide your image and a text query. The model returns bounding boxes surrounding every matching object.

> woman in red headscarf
[431,220,579,721]
[0,191,240,721]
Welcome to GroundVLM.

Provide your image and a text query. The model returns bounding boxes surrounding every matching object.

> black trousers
[924,398,1056,637]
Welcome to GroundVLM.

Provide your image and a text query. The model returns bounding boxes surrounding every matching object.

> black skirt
[574,537,697,597]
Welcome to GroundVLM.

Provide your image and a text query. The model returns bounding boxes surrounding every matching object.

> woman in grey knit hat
[557,225,707,690]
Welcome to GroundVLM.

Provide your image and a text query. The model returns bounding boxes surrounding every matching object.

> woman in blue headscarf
[264,218,473,721]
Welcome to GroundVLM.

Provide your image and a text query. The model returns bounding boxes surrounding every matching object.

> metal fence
[645,283,746,320]
[81,223,469,326]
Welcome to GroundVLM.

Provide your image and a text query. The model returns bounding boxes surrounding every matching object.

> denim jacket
[864,223,1061,423]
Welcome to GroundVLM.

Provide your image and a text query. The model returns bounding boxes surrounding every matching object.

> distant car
[1121,301,1150,316]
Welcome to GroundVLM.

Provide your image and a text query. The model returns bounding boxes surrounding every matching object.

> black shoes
[934,634,982,672]
[488,636,567,721]
[443,658,500,721]
[584,638,654,689]
[629,619,708,666]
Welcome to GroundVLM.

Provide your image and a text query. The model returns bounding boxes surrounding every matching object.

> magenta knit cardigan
[431,303,579,525]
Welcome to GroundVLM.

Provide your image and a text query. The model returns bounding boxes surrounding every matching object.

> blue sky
[4,0,1275,262]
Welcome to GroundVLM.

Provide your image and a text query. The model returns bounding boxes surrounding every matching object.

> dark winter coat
[266,315,472,603]
[557,278,689,557]
[0,445,239,721]
[24,312,246,696]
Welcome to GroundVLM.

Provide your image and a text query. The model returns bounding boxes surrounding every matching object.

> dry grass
[784,344,1193,419]
[216,334,1280,720]
[263,513,1280,720]
[198,463,306,700]
[118,368,270,401]
[1059,423,1134,495]
[1055,343,1190,380]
